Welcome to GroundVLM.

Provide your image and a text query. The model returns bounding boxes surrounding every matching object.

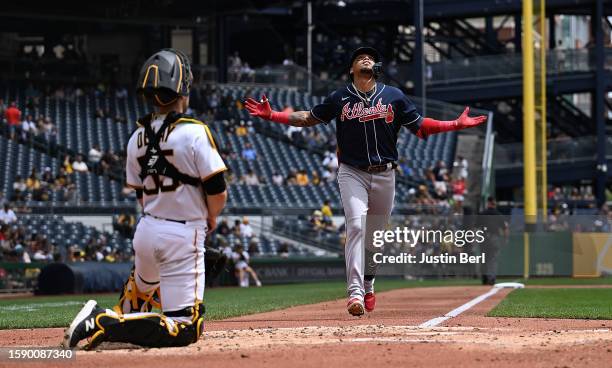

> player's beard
[359,66,374,78]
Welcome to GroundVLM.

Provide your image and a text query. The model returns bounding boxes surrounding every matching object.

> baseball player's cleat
[347,298,365,316]
[364,292,376,312]
[62,300,106,350]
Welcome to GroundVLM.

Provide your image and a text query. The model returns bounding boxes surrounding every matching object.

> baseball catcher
[63,48,228,349]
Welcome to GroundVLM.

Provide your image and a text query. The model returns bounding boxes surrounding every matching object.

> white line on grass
[419,287,501,328]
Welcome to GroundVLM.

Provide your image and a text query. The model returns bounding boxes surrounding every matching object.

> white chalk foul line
[419,287,501,328]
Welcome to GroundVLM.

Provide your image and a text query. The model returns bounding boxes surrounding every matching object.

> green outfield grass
[488,288,612,319]
[0,278,480,330]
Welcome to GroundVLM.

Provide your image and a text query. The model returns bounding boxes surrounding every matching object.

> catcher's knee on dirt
[113,268,161,314]
[95,303,205,348]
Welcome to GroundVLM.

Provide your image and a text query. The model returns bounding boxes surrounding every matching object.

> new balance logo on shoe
[85,318,95,332]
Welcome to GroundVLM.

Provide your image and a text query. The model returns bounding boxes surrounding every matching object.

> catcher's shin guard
[113,267,162,314]
[95,303,205,348]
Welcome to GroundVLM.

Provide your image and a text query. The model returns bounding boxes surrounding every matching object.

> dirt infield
[2,285,612,367]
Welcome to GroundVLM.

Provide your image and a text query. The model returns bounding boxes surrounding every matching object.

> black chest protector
[138,112,201,186]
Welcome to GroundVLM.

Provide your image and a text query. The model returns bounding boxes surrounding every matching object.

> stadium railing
[495,135,600,168]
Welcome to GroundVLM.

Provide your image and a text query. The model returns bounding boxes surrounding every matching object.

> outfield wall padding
[573,233,612,277]
[37,262,130,294]
[497,232,573,277]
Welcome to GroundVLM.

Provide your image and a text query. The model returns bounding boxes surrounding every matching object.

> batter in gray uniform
[245,46,487,316]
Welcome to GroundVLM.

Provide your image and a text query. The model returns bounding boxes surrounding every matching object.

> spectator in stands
[232,243,262,287]
[72,154,88,172]
[321,200,333,219]
[114,114,127,124]
[41,167,54,186]
[248,237,259,255]
[54,167,68,187]
[434,173,449,199]
[548,205,570,231]
[5,102,22,139]
[26,168,41,192]
[115,87,128,99]
[11,176,27,202]
[228,51,243,82]
[453,155,469,180]
[286,125,303,142]
[32,237,53,262]
[15,244,31,263]
[305,130,324,149]
[232,219,242,237]
[235,121,248,136]
[100,150,120,175]
[416,184,435,206]
[432,160,448,182]
[311,170,321,186]
[296,169,309,186]
[240,169,260,185]
[216,219,231,238]
[115,213,136,238]
[240,63,255,83]
[0,99,5,116]
[61,176,77,203]
[224,168,237,185]
[0,203,17,224]
[271,171,284,185]
[310,210,325,231]
[41,117,57,142]
[245,120,255,134]
[398,158,412,176]
[278,242,290,258]
[321,167,335,182]
[94,108,105,119]
[322,151,339,171]
[241,143,257,161]
[240,217,254,238]
[88,145,103,174]
[20,114,37,140]
[452,177,466,214]
[63,155,74,174]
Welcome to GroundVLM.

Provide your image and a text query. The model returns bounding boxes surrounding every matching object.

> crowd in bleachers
[0,212,133,264]
[0,79,479,266]
[548,184,596,202]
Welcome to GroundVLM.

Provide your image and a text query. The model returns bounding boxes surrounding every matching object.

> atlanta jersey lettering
[310,82,422,167]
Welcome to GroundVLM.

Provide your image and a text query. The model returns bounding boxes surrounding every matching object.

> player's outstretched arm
[244,94,320,127]
[416,107,487,139]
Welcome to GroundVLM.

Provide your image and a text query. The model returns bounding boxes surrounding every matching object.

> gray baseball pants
[337,163,395,301]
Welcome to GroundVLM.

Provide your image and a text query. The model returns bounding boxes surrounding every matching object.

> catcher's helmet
[137,48,193,106]
[348,46,383,79]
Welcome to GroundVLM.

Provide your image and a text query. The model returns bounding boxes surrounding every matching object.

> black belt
[358,162,397,173]
[145,213,186,224]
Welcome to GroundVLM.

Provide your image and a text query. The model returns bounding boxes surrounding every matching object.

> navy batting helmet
[137,48,193,106]
[348,47,382,79]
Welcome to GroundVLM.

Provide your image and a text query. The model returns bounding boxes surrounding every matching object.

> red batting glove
[416,107,487,139]
[244,94,290,124]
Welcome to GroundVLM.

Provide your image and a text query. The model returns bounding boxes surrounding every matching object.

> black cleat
[62,300,106,350]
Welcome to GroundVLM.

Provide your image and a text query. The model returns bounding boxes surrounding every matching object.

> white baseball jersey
[126,114,227,221]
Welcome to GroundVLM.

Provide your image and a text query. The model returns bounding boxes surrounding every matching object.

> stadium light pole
[523,0,537,279]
